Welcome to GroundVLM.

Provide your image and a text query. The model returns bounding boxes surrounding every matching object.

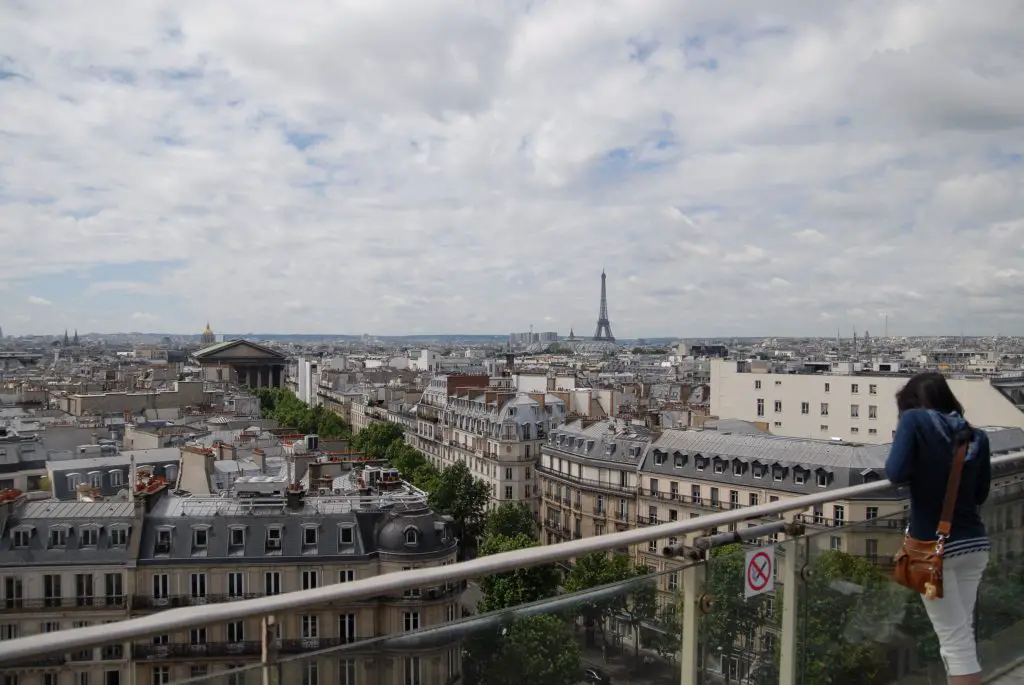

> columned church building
[193,339,288,388]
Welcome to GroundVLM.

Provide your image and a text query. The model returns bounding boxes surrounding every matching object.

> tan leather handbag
[892,439,968,599]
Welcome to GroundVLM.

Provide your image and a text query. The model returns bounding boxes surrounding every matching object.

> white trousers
[922,551,989,677]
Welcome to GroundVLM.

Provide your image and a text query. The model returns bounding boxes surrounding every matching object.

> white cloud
[130,311,156,321]
[2,0,1024,336]
[27,296,52,306]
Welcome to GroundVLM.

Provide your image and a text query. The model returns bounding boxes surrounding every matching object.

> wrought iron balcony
[2,595,127,612]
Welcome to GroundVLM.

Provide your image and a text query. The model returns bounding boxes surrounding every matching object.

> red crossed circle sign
[747,551,772,592]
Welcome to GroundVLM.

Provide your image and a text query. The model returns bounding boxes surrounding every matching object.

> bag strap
[937,437,970,538]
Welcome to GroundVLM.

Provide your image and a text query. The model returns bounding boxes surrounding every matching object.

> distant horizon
[2,330,1001,342]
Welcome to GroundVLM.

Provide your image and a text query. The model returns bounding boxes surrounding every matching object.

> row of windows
[147,569,360,598]
[157,524,422,555]
[146,654,443,685]
[3,572,124,603]
[754,379,879,395]
[756,399,879,419]
[8,524,129,550]
[650,451,844,487]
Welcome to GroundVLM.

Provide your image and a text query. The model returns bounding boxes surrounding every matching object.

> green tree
[564,552,649,647]
[428,462,490,557]
[383,440,439,490]
[484,501,537,540]
[740,548,897,685]
[254,388,351,437]
[351,422,405,458]
[464,615,581,685]
[477,534,561,613]
[618,568,658,664]
[702,545,766,683]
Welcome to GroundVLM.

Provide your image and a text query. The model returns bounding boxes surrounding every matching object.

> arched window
[404,527,420,546]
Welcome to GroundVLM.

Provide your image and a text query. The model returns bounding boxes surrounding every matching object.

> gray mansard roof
[138,495,456,565]
[639,425,1024,496]
[639,429,891,494]
[47,448,181,500]
[0,499,141,567]
[544,419,653,467]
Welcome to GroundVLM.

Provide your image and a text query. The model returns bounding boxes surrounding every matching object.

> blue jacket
[884,408,991,544]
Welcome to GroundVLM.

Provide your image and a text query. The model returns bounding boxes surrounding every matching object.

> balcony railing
[0,451,1021,685]
[537,464,637,495]
[2,596,128,611]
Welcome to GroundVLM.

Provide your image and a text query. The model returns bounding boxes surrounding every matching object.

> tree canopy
[564,552,653,648]
[465,532,579,685]
[703,546,905,685]
[476,533,561,613]
[351,422,405,458]
[483,501,537,541]
[463,614,582,685]
[255,388,350,437]
[428,461,491,555]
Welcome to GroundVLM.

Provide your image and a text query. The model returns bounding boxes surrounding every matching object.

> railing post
[261,614,277,685]
[778,527,803,685]
[680,552,705,685]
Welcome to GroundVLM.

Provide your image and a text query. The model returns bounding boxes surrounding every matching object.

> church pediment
[194,340,287,362]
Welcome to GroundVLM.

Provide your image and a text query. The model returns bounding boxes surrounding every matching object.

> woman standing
[885,372,992,685]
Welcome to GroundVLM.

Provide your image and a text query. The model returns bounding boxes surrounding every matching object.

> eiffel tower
[592,269,615,342]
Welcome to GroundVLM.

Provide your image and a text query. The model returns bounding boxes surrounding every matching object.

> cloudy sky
[2,0,1023,338]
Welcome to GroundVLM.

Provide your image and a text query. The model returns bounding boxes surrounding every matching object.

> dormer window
[80,526,100,547]
[302,524,319,550]
[653,450,666,466]
[772,466,785,482]
[48,526,69,549]
[66,473,82,489]
[713,460,725,475]
[109,470,123,488]
[816,471,830,488]
[673,452,685,468]
[192,527,209,549]
[12,526,32,549]
[339,525,354,546]
[266,527,282,552]
[109,526,128,548]
[732,461,744,477]
[794,470,806,486]
[88,471,103,488]
[695,456,705,471]
[752,464,765,479]
[404,527,420,546]
[155,528,172,554]
[229,527,245,548]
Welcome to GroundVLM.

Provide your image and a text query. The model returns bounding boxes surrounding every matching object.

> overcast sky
[1,0,1023,338]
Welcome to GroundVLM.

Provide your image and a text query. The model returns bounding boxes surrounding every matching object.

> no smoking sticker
[744,546,775,599]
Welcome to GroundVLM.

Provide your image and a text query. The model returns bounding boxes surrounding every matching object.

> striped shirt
[944,536,990,559]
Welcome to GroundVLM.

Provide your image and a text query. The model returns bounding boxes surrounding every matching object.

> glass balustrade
[1,479,1020,685]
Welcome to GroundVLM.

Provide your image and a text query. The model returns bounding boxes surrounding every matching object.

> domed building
[200,321,216,345]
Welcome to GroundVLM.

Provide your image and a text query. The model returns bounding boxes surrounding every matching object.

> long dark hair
[895,371,965,415]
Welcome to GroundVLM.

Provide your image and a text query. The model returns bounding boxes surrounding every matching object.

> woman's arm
[975,432,992,505]
[885,411,918,484]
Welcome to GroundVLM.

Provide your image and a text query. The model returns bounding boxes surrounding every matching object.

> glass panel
[793,476,1024,685]
[160,563,695,684]
[697,534,787,685]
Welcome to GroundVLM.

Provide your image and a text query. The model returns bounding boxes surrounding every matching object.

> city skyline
[1,2,1023,337]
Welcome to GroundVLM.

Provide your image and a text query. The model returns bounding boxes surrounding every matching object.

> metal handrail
[0,451,1021,663]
